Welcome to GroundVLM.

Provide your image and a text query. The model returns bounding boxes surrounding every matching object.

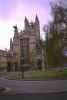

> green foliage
[46,33,63,67]
[0,64,7,71]
[45,6,64,67]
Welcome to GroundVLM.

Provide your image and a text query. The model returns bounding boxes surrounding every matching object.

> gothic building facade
[10,16,45,71]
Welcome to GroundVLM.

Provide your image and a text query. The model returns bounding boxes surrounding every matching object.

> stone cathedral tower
[10,15,45,71]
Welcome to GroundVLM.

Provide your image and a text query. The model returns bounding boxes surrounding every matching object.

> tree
[43,1,66,68]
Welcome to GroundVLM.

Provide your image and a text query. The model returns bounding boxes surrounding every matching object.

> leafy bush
[0,64,7,71]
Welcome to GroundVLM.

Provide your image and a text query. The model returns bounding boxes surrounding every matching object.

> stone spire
[25,16,29,25]
[35,15,39,25]
[24,16,29,30]
[35,15,40,40]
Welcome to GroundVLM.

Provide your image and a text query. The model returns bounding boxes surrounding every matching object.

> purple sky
[0,0,51,50]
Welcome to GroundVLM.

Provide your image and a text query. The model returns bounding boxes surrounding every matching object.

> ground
[0,69,67,95]
[1,69,67,80]
[0,78,67,94]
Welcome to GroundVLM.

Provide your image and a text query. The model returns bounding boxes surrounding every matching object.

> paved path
[0,78,67,94]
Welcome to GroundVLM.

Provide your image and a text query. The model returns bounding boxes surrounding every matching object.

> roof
[0,50,8,56]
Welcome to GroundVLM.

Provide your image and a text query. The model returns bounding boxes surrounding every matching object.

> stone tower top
[24,16,29,25]
[24,16,29,31]
[35,15,39,24]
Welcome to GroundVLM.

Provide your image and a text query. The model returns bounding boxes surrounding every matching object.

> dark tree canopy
[43,0,67,68]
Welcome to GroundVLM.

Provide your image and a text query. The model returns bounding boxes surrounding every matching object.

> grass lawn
[6,69,67,80]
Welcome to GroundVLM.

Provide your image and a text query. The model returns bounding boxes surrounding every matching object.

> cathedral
[9,15,45,71]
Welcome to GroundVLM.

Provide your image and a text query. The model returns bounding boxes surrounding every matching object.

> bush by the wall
[0,64,7,72]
